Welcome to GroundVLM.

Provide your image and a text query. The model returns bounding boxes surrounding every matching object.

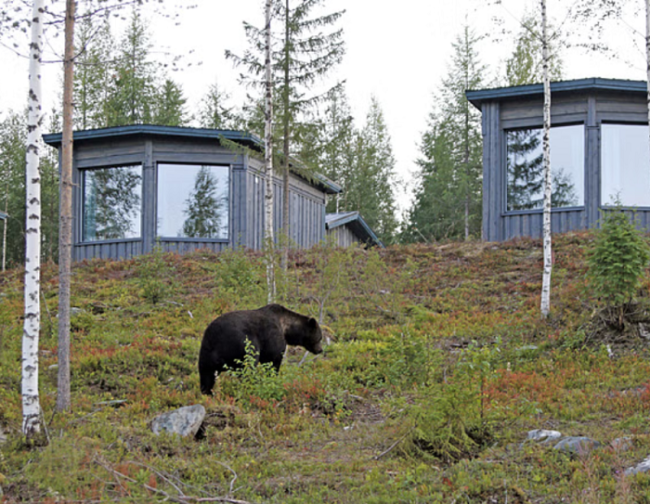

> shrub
[587,207,650,327]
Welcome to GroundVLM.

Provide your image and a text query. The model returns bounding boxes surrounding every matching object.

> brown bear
[198,304,323,395]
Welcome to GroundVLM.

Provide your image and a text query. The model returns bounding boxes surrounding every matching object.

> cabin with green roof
[43,125,340,261]
[466,78,650,242]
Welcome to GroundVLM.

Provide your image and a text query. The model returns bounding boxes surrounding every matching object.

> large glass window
[157,163,230,239]
[82,165,142,241]
[506,124,584,211]
[601,123,650,207]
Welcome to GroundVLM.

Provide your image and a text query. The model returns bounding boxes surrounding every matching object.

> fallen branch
[94,457,254,504]
[373,430,413,460]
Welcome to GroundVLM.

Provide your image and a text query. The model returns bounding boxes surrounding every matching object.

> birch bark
[264,0,275,303]
[57,0,75,412]
[22,0,45,437]
[646,0,650,158]
[540,0,553,317]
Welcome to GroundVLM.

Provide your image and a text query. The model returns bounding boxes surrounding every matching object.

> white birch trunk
[22,0,46,437]
[57,0,75,413]
[646,0,650,160]
[540,0,552,318]
[264,0,276,303]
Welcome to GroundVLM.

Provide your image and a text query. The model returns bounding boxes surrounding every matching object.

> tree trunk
[264,0,275,303]
[57,0,76,413]
[540,0,552,318]
[646,0,650,162]
[281,0,290,273]
[22,0,46,438]
[2,183,8,271]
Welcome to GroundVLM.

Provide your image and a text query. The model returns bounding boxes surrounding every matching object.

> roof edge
[465,78,648,109]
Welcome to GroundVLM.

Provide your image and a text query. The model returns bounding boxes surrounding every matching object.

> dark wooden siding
[68,132,330,260]
[481,88,650,241]
[74,240,143,261]
[327,225,359,247]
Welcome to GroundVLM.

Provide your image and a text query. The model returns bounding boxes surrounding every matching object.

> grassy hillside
[2,233,650,503]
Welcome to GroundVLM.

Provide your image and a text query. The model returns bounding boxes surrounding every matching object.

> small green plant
[136,245,174,305]
[223,340,286,405]
[587,206,650,328]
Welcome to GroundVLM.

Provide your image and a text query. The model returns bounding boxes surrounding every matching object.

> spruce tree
[182,167,226,238]
[405,24,484,242]
[343,97,398,244]
[198,81,238,130]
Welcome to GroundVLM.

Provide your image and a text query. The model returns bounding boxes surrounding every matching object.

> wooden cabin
[43,125,340,260]
[466,78,650,242]
[325,211,383,248]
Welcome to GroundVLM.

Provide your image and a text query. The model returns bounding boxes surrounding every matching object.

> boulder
[151,404,205,438]
[553,436,601,454]
[527,429,562,444]
[625,456,650,476]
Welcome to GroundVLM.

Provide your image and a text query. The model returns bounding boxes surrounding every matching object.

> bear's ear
[308,317,317,327]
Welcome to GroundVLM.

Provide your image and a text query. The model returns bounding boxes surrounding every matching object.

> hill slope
[1,233,650,503]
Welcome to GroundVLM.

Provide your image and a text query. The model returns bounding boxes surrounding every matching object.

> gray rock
[625,455,650,476]
[0,424,6,444]
[527,429,562,444]
[151,404,205,437]
[553,436,601,454]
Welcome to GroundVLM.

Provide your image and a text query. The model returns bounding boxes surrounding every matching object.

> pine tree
[198,81,238,129]
[299,86,354,213]
[154,79,188,127]
[405,24,484,242]
[342,97,398,244]
[74,3,114,129]
[105,9,157,126]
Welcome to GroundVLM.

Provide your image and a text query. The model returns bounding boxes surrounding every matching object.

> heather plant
[135,244,175,305]
[587,206,650,328]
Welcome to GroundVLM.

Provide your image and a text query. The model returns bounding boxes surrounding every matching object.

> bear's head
[303,317,324,355]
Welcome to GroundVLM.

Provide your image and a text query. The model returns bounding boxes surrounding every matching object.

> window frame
[600,121,650,209]
[503,122,586,214]
[155,162,232,242]
[80,163,144,244]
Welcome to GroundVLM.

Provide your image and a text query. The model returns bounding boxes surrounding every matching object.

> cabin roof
[466,78,647,109]
[42,124,263,150]
[0,210,7,220]
[43,124,341,194]
[326,211,383,248]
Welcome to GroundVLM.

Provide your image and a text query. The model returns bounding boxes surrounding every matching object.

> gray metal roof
[0,210,7,220]
[326,211,383,247]
[466,78,647,109]
[43,124,262,149]
[42,124,341,194]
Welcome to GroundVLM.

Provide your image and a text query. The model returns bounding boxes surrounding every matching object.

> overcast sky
[0,0,646,214]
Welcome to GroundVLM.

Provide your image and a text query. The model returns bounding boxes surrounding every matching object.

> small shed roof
[0,210,7,220]
[466,78,647,109]
[43,125,341,194]
[326,211,383,248]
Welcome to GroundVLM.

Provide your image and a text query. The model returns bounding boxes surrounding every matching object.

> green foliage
[135,245,176,305]
[404,339,502,462]
[403,24,484,242]
[587,207,650,324]
[221,340,286,405]
[3,235,650,502]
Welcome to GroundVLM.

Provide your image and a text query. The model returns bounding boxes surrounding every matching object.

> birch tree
[540,0,552,317]
[22,0,46,438]
[264,0,276,302]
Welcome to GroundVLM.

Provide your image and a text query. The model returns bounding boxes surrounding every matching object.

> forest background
[0,0,647,267]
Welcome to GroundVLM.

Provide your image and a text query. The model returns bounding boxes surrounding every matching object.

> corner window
[506,124,584,211]
[82,165,142,241]
[601,124,650,207]
[157,163,230,239]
